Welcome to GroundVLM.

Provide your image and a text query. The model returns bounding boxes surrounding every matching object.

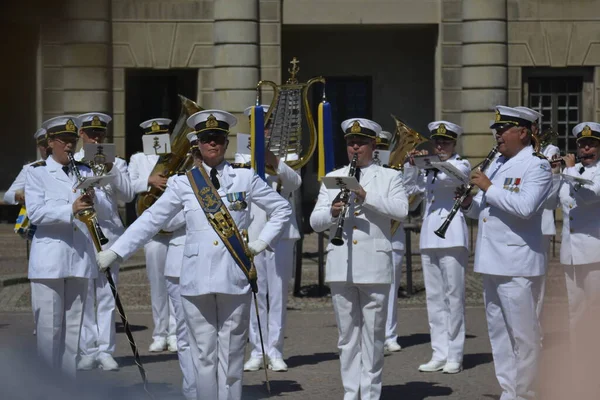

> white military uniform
[406,151,471,365]
[465,143,552,400]
[163,208,196,400]
[25,154,100,376]
[385,165,419,349]
[310,148,409,400]
[234,152,302,363]
[75,147,135,365]
[4,161,40,204]
[109,160,291,400]
[128,151,176,344]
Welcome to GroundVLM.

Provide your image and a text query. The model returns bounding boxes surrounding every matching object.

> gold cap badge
[495,110,501,122]
[66,119,76,132]
[350,121,361,133]
[91,115,101,127]
[151,121,160,132]
[206,114,218,129]
[438,123,447,134]
[582,125,592,137]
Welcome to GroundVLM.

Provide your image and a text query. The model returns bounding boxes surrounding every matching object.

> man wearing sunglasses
[405,121,471,374]
[96,109,291,400]
[460,106,552,400]
[310,118,408,399]
[128,118,178,353]
[74,113,135,371]
[24,116,105,376]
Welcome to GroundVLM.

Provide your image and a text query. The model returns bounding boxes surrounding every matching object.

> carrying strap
[186,167,257,292]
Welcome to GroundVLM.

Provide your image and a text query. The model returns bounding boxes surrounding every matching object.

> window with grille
[527,77,583,154]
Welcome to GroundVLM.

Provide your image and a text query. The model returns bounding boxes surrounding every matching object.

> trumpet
[67,152,109,248]
[434,146,499,239]
[331,153,358,246]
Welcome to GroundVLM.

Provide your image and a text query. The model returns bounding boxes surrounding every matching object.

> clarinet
[67,152,109,247]
[434,145,499,239]
[331,153,359,246]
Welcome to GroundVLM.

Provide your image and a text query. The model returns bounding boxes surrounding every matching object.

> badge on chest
[503,178,522,193]
[226,192,247,211]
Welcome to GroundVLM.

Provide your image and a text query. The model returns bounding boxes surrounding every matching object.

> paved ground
[0,223,578,399]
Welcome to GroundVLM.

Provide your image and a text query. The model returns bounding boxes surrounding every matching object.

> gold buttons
[483,218,487,223]
[431,199,435,203]
[569,205,573,209]
[352,240,358,245]
[570,217,574,221]
[353,226,357,230]
[213,240,218,246]
[73,227,77,232]
[353,211,359,216]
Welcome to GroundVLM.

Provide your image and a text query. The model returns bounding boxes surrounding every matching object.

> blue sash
[186,167,258,293]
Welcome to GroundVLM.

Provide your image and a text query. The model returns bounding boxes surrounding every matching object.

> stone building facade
[3,0,600,222]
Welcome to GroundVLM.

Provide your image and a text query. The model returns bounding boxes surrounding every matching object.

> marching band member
[376,130,417,353]
[128,118,177,352]
[405,121,471,374]
[310,118,408,400]
[516,106,559,324]
[96,110,291,400]
[239,105,302,373]
[460,106,552,400]
[75,113,135,371]
[4,128,49,205]
[25,116,101,376]
[5,127,49,336]
[161,131,199,400]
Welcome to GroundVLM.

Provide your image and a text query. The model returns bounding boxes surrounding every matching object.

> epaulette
[456,156,463,160]
[31,160,46,168]
[532,152,548,160]
[382,164,402,171]
[177,171,186,176]
[230,162,251,169]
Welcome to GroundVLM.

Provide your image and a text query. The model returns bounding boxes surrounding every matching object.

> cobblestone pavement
[0,223,576,399]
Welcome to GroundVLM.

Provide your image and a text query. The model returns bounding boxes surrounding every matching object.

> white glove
[248,239,268,256]
[97,249,119,273]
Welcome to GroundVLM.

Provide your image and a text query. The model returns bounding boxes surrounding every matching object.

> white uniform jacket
[24,156,100,280]
[310,163,409,284]
[541,144,560,235]
[465,146,552,277]
[546,161,600,265]
[163,209,186,278]
[128,152,160,194]
[110,162,292,296]
[406,154,471,250]
[234,153,301,242]
[74,149,135,244]
[389,165,420,252]
[4,160,43,204]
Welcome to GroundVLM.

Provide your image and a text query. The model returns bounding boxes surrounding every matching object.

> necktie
[210,168,220,189]
[354,167,361,183]
[62,165,70,176]
[579,166,585,175]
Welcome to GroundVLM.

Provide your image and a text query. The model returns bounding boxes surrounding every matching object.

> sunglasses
[346,138,372,147]
[199,134,227,145]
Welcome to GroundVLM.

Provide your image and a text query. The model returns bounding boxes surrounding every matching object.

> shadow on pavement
[244,379,303,399]
[293,284,331,298]
[114,352,179,367]
[482,395,500,400]
[382,381,452,399]
[285,352,338,368]
[116,322,148,333]
[400,333,476,350]
[463,352,493,370]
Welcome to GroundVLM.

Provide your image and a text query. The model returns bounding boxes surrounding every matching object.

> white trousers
[145,236,176,340]
[31,278,88,377]
[248,239,295,360]
[166,277,197,400]
[181,293,251,400]
[385,249,404,343]
[536,236,552,323]
[330,282,388,400]
[421,247,467,363]
[79,264,119,359]
[483,274,541,400]
[563,262,600,329]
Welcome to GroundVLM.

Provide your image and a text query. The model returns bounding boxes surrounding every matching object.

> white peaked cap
[186,109,238,133]
[428,120,463,139]
[341,118,382,138]
[572,122,600,139]
[33,128,47,140]
[515,106,543,122]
